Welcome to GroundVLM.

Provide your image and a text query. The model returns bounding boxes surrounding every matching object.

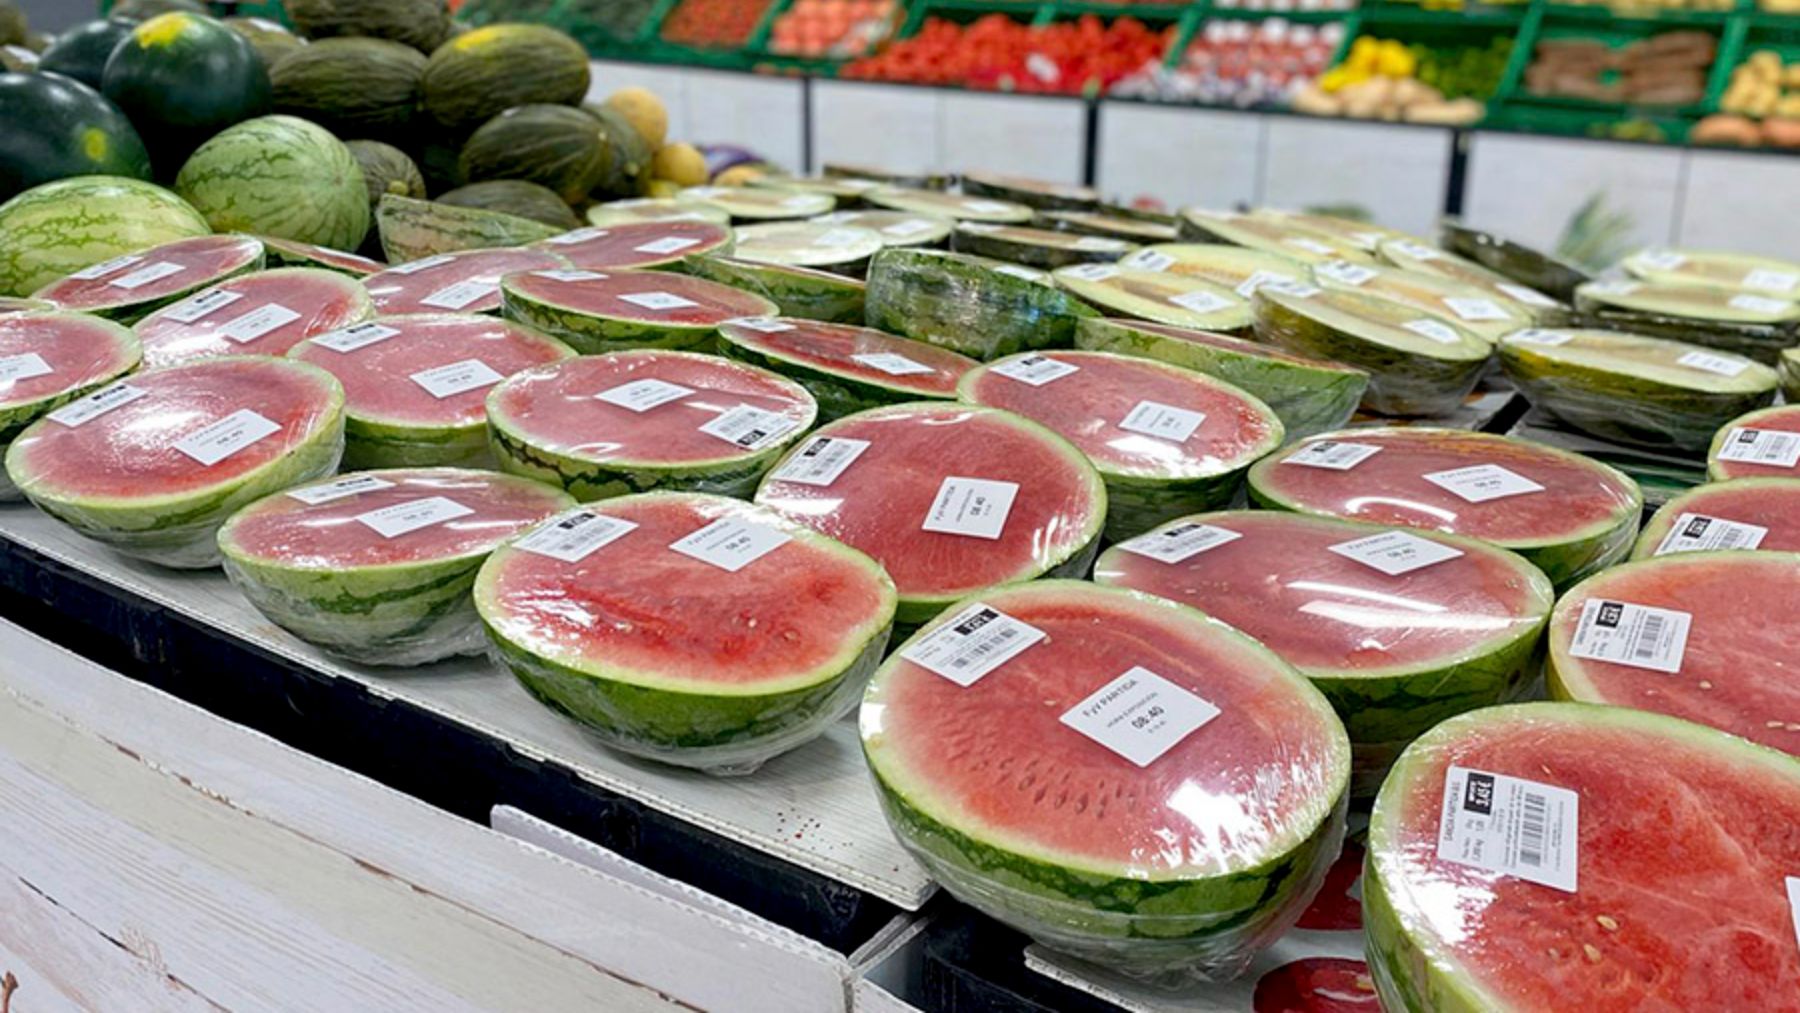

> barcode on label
[1236,270,1300,298]
[1497,283,1559,308]
[1717,427,1800,469]
[635,236,700,255]
[1437,766,1578,892]
[1518,791,1549,868]
[1653,513,1768,556]
[851,352,934,376]
[70,254,142,280]
[312,322,400,352]
[1389,240,1441,261]
[1124,249,1174,272]
[513,509,637,563]
[1316,261,1377,286]
[218,304,301,343]
[1743,268,1798,293]
[1061,264,1118,283]
[48,383,145,426]
[1403,318,1462,345]
[990,355,1079,387]
[1285,440,1380,471]
[544,227,608,246]
[1676,350,1748,377]
[1566,598,1691,674]
[419,279,495,310]
[1730,293,1792,315]
[1168,288,1236,315]
[900,602,1045,686]
[1444,297,1512,322]
[164,288,243,323]
[697,404,800,451]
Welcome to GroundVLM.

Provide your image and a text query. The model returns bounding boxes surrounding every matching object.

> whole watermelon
[102,12,271,177]
[288,0,451,53]
[176,115,369,251]
[0,175,210,297]
[0,73,153,200]
[37,18,137,89]
[421,24,589,131]
[458,104,611,205]
[270,37,425,138]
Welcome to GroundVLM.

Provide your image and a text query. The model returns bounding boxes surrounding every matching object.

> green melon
[346,140,426,222]
[269,37,425,138]
[458,104,612,205]
[286,0,452,53]
[420,24,589,131]
[864,248,1099,360]
[223,16,305,72]
[438,180,579,229]
[681,255,865,324]
[176,115,369,252]
[38,18,139,90]
[375,193,559,262]
[0,175,210,298]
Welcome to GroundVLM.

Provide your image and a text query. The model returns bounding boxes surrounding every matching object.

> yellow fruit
[652,143,707,187]
[605,86,669,150]
[714,165,765,187]
[645,179,680,199]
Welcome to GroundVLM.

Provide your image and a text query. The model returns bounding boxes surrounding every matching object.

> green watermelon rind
[714,324,960,420]
[1075,317,1368,441]
[174,116,371,254]
[865,581,1351,974]
[949,225,1135,271]
[679,255,865,325]
[0,175,212,298]
[864,248,1099,360]
[1631,477,1800,559]
[217,471,576,665]
[1706,403,1800,482]
[500,274,779,355]
[376,193,560,263]
[0,315,143,500]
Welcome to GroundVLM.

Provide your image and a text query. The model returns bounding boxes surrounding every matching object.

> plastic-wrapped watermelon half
[218,468,575,666]
[747,174,881,204]
[959,350,1283,540]
[1096,511,1553,795]
[811,209,954,248]
[1376,237,1564,321]
[500,268,777,354]
[1310,258,1533,343]
[676,184,834,222]
[865,186,1033,224]
[1253,284,1490,417]
[32,234,264,322]
[364,247,567,317]
[258,236,385,276]
[680,255,865,325]
[6,356,345,568]
[1042,209,1178,244]
[134,267,375,368]
[290,314,575,469]
[1053,263,1251,332]
[728,222,883,275]
[756,402,1105,628]
[862,580,1351,983]
[477,492,896,772]
[1120,243,1309,297]
[1784,347,1800,400]
[715,316,974,419]
[0,312,142,500]
[1634,477,1800,558]
[959,172,1097,211]
[949,222,1134,270]
[1439,220,1591,302]
[1075,317,1367,441]
[1707,403,1800,482]
[584,197,729,227]
[1365,701,1800,1011]
[488,350,816,501]
[1620,246,1800,296]
[1248,427,1642,589]
[1178,209,1372,264]
[864,248,1098,360]
[534,220,732,271]
[1545,551,1800,757]
[1573,279,1800,363]
[1248,209,1414,254]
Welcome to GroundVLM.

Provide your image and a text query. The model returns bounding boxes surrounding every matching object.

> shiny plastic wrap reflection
[0,312,142,501]
[1573,280,1800,364]
[1053,265,1252,333]
[1095,510,1554,797]
[1497,329,1779,453]
[1365,702,1800,1011]
[364,247,567,316]
[6,356,345,569]
[864,186,1034,224]
[1620,247,1800,295]
[861,581,1351,986]
[474,492,897,774]
[1309,259,1532,343]
[1177,209,1372,265]
[33,234,265,322]
[217,468,575,667]
[1248,427,1642,590]
[863,248,1099,361]
[958,351,1284,542]
[753,402,1107,630]
[532,219,733,271]
[1252,286,1490,417]
[714,317,974,421]
[136,267,376,368]
[679,255,866,326]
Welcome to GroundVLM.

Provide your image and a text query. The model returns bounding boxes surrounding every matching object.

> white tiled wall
[812,82,945,174]
[1262,119,1452,235]
[938,93,1086,183]
[1678,149,1800,259]
[1097,104,1262,211]
[1463,133,1686,252]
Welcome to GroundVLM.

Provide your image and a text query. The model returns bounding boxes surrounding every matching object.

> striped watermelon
[0,175,211,298]
[175,116,369,253]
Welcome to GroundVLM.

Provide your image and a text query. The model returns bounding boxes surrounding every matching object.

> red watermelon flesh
[1713,405,1800,481]
[961,350,1282,478]
[716,318,975,397]
[290,314,571,430]
[7,357,341,500]
[135,268,373,368]
[1637,478,1800,556]
[365,248,566,316]
[1254,958,1380,1013]
[503,269,775,327]
[0,313,141,412]
[489,351,815,466]
[258,236,385,276]
[535,221,732,270]
[1549,552,1800,757]
[32,235,264,316]
[755,404,1105,607]
[479,493,892,687]
[220,469,574,569]
[1374,704,1800,1011]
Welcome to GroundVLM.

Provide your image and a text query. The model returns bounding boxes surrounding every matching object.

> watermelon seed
[1596,915,1619,932]
[1699,680,1714,690]
[1769,720,1787,729]
[1583,944,1603,963]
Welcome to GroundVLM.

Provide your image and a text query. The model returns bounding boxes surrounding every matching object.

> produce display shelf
[0,505,932,954]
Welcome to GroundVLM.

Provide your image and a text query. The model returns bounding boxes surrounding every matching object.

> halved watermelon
[811,209,954,248]
[534,220,732,271]
[864,187,1033,224]
[0,311,142,500]
[959,351,1283,540]
[134,267,375,368]
[1248,428,1642,589]
[219,468,575,666]
[677,185,834,222]
[1095,510,1553,795]
[488,350,817,501]
[1120,243,1308,296]
[32,234,264,322]
[729,222,883,274]
[1545,551,1800,758]
[1053,263,1251,332]
[715,317,975,419]
[862,580,1350,981]
[1366,702,1800,1011]
[1574,279,1800,363]
[755,402,1106,628]
[478,492,896,772]
[258,236,385,276]
[289,314,575,469]
[6,356,345,568]
[1179,209,1372,264]
[364,247,567,317]
[1708,404,1800,482]
[950,222,1134,270]
[1309,259,1532,343]
[681,255,865,324]
[500,268,777,355]
[1075,317,1368,441]
[1634,477,1800,558]
[864,248,1098,360]
[584,198,729,227]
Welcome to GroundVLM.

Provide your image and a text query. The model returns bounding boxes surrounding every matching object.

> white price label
[1060,666,1220,768]
[1636,249,1687,271]
[1168,288,1236,315]
[1507,329,1573,347]
[1237,270,1302,298]
[1285,440,1380,471]
[410,358,503,399]
[769,435,869,487]
[108,261,186,290]
[0,353,52,384]
[698,404,800,451]
[1496,283,1558,308]
[1742,268,1798,294]
[1124,249,1175,272]
[173,409,281,467]
[669,516,790,573]
[1285,237,1336,256]
[1444,297,1512,322]
[544,227,609,246]
[286,474,395,505]
[1585,280,1642,298]
[1403,318,1462,345]
[727,316,795,333]
[218,303,301,343]
[1717,427,1800,469]
[990,355,1079,387]
[313,322,401,353]
[69,254,142,280]
[922,476,1018,540]
[815,227,870,247]
[1787,877,1800,952]
[1389,240,1441,262]
[1073,236,1125,252]
[635,236,701,255]
[963,200,1012,214]
[419,279,496,310]
[533,269,610,282]
[958,222,1002,235]
[1118,400,1204,443]
[1259,279,1323,299]
[48,383,145,426]
[901,602,1045,687]
[1423,464,1545,503]
[355,496,474,538]
[1730,293,1791,315]
[1061,263,1119,282]
[164,288,243,323]
[513,509,637,563]
[1329,529,1464,576]
[1115,522,1240,564]
[1438,766,1579,893]
[1653,513,1767,556]
[852,352,934,376]
[1567,598,1690,674]
[387,254,455,275]
[619,291,699,312]
[682,186,726,199]
[883,219,938,238]
[993,265,1043,282]
[1352,230,1387,248]
[597,378,694,413]
[1316,261,1377,286]
[781,195,818,210]
[1676,349,1749,377]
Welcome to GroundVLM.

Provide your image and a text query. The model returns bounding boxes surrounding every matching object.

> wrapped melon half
[811,209,954,248]
[865,186,1033,224]
[1120,243,1309,297]
[1573,279,1800,364]
[585,198,730,227]
[1039,209,1178,243]
[1439,220,1591,301]
[536,220,733,271]
[1310,258,1532,342]
[1497,328,1778,453]
[1633,477,1800,558]
[1377,237,1563,322]
[33,234,264,323]
[864,248,1098,360]
[822,162,953,190]
[0,312,141,500]
[1707,403,1800,482]
[676,185,834,222]
[1052,263,1251,332]
[727,221,882,275]
[1620,247,1800,296]
[1179,208,1372,264]
[748,174,882,204]
[1248,208,1418,254]
[959,172,1098,212]
[949,222,1135,270]
[715,316,975,419]
[499,267,777,354]
[681,255,865,324]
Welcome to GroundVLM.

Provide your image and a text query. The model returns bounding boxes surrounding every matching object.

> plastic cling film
[1572,279,1800,365]
[31,234,265,321]
[714,317,977,421]
[0,312,143,502]
[1707,404,1800,482]
[863,248,1100,361]
[134,268,377,368]
[861,581,1352,985]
